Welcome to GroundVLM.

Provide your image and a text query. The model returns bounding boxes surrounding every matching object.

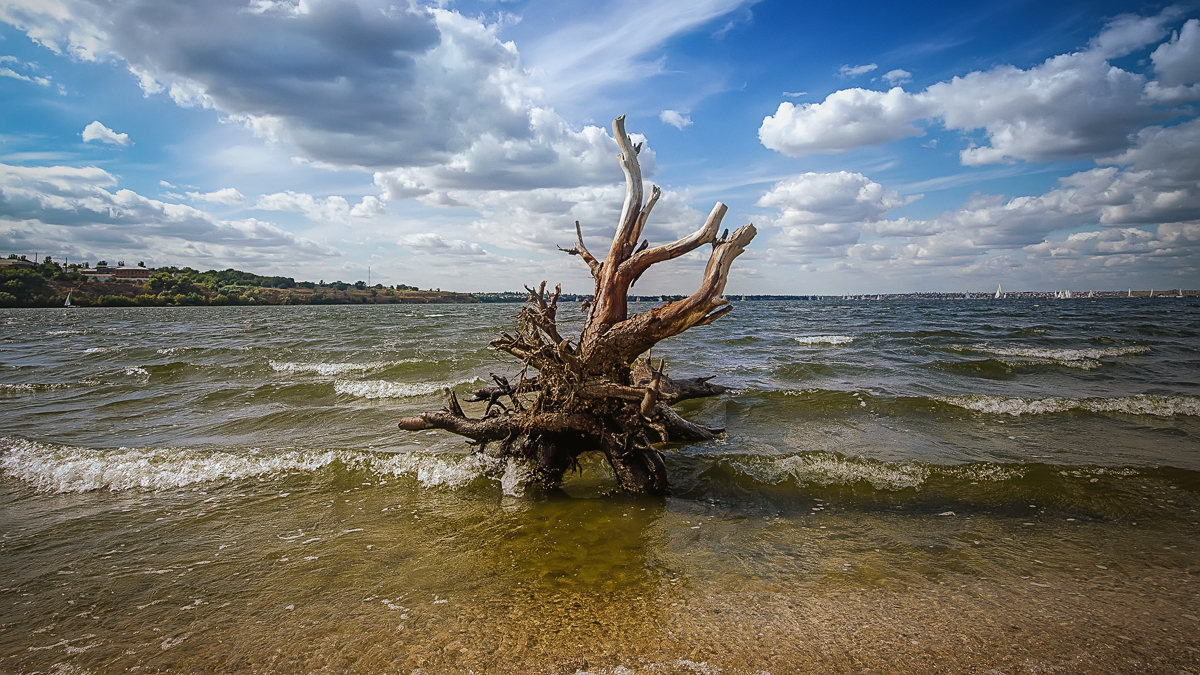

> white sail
[994,284,1002,299]
[64,292,71,307]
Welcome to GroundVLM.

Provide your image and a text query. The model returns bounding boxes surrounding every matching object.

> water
[2,299,1198,673]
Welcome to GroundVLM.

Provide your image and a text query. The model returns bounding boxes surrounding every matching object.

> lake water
[2,299,1198,673]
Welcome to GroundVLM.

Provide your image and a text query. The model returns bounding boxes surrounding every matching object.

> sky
[1,0,1198,295]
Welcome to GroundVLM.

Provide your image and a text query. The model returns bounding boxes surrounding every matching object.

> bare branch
[398,410,602,441]
[623,202,727,281]
[599,223,757,361]
[464,375,541,403]
[630,185,661,248]
[609,114,644,263]
[557,221,602,278]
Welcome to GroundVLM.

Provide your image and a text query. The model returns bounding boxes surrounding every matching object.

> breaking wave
[731,453,929,490]
[333,378,480,399]
[794,335,854,346]
[948,344,1150,369]
[270,360,401,376]
[0,438,520,494]
[937,394,1200,417]
[0,383,71,396]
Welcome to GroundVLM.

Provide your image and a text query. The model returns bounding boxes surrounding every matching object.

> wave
[948,344,1149,369]
[4,440,1193,520]
[0,383,71,396]
[270,360,394,376]
[0,438,529,495]
[937,394,1200,417]
[794,335,854,346]
[334,378,480,399]
[730,453,930,490]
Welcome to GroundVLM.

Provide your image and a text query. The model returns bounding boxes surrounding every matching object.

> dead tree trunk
[398,115,756,494]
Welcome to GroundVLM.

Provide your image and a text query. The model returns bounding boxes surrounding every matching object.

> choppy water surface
[2,299,1198,673]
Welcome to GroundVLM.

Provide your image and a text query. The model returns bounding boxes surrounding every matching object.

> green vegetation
[0,257,473,307]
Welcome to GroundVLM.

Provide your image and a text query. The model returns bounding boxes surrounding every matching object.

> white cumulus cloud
[759,10,1194,164]
[759,88,935,156]
[0,163,337,266]
[81,121,132,146]
[659,110,693,129]
[186,188,246,205]
[1152,18,1200,87]
[254,191,385,225]
[398,233,489,257]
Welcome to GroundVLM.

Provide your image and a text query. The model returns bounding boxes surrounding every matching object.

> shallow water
[2,299,1198,673]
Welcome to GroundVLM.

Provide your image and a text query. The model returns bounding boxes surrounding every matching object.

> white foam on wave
[122,366,150,378]
[156,347,193,356]
[334,378,478,399]
[0,438,520,494]
[731,454,928,490]
[0,383,71,396]
[953,344,1149,369]
[83,347,116,355]
[270,360,388,376]
[372,452,513,491]
[47,330,85,336]
[0,440,349,493]
[794,335,854,346]
[937,393,1200,417]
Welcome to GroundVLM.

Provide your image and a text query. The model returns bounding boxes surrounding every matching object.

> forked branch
[557,221,601,279]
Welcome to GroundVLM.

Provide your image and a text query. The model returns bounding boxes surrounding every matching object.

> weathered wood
[397,115,755,495]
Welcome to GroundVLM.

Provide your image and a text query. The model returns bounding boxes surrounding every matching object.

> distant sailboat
[994,284,1003,299]
[963,292,970,299]
[63,291,78,308]
[1128,288,1132,297]
[1087,290,1094,298]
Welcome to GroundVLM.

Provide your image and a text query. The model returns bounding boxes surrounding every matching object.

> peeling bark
[397,115,755,495]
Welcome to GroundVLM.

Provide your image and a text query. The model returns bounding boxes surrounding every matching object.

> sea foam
[937,394,1200,417]
[794,335,854,346]
[270,360,390,376]
[334,378,478,399]
[951,344,1149,369]
[0,438,517,493]
[0,383,71,396]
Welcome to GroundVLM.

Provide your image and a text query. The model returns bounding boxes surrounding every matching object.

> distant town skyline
[2,0,1198,295]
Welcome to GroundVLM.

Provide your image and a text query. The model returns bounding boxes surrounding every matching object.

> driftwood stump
[398,115,756,494]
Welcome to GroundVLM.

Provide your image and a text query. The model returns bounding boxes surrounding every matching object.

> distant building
[81,264,116,281]
[0,258,37,269]
[79,264,152,282]
[113,267,151,280]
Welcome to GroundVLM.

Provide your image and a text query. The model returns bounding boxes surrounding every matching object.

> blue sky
[1,0,1198,294]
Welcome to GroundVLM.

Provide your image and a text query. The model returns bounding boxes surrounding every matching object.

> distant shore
[1,257,1194,307]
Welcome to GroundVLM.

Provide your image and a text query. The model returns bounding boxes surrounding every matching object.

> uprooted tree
[398,115,756,495]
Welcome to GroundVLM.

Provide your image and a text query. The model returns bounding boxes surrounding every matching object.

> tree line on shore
[0,256,474,307]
